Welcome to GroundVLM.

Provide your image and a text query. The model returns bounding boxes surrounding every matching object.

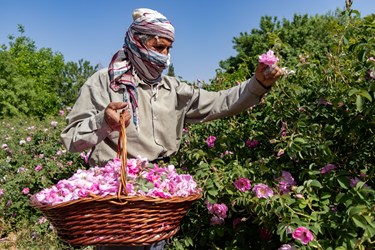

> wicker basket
[30,113,202,246]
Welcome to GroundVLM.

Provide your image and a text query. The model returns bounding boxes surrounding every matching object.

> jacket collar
[135,74,171,90]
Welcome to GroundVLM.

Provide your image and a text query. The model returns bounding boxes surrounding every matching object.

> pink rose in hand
[259,50,279,66]
[259,50,279,76]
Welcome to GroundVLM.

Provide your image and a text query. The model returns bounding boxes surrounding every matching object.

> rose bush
[0,111,89,249]
[168,6,375,250]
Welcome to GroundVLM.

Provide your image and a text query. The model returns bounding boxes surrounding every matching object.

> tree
[167,63,175,77]
[0,25,65,118]
[60,59,99,107]
[0,25,98,118]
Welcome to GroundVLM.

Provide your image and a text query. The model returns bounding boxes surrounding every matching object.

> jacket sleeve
[60,71,113,152]
[183,76,270,124]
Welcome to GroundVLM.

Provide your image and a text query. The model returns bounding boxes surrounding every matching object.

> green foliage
[60,59,99,107]
[0,25,64,118]
[167,63,176,77]
[0,112,91,249]
[169,7,375,250]
[0,25,98,119]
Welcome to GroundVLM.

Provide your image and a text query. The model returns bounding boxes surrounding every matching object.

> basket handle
[117,111,128,197]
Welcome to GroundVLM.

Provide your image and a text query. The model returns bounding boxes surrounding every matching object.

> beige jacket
[61,68,269,166]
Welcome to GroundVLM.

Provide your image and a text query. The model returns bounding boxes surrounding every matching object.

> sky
[1,0,374,83]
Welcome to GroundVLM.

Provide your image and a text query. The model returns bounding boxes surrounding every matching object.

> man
[61,8,282,249]
[61,8,282,167]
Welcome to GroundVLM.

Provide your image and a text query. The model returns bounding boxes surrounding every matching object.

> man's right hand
[104,102,131,131]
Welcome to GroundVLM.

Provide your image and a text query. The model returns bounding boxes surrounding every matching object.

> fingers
[270,66,283,79]
[105,102,129,131]
[121,110,132,127]
[258,63,269,71]
[256,63,283,88]
[107,102,128,111]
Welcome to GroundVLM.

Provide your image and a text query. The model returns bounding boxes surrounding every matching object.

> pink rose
[253,183,274,198]
[22,187,30,195]
[277,149,285,157]
[212,203,228,219]
[277,171,296,194]
[232,218,242,228]
[246,139,259,148]
[174,174,197,196]
[234,177,252,192]
[210,216,225,226]
[320,163,337,174]
[206,135,217,148]
[292,226,314,245]
[35,165,42,172]
[259,50,279,66]
[127,158,142,177]
[278,244,297,250]
[205,199,214,213]
[295,194,304,199]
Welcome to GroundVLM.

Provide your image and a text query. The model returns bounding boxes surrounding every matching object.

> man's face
[145,37,173,55]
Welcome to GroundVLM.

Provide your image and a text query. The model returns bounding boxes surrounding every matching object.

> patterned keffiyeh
[108,8,175,129]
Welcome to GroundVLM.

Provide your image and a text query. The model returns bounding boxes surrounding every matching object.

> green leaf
[363,215,375,228]
[184,237,193,246]
[293,137,307,144]
[277,225,287,242]
[309,212,318,221]
[351,10,361,17]
[145,182,155,189]
[348,205,367,217]
[366,225,375,238]
[335,247,347,250]
[348,88,359,96]
[175,241,184,250]
[358,90,373,102]
[308,240,319,248]
[337,176,350,189]
[356,95,363,112]
[298,199,308,209]
[352,215,368,229]
[296,186,304,193]
[207,189,218,196]
[321,192,331,199]
[343,36,349,45]
[305,179,322,188]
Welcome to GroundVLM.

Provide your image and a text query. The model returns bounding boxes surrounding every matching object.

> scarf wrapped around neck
[108,8,175,129]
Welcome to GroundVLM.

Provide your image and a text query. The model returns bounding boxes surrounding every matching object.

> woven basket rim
[30,192,202,211]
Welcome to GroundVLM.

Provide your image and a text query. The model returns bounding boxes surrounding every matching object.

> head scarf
[108,8,175,129]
